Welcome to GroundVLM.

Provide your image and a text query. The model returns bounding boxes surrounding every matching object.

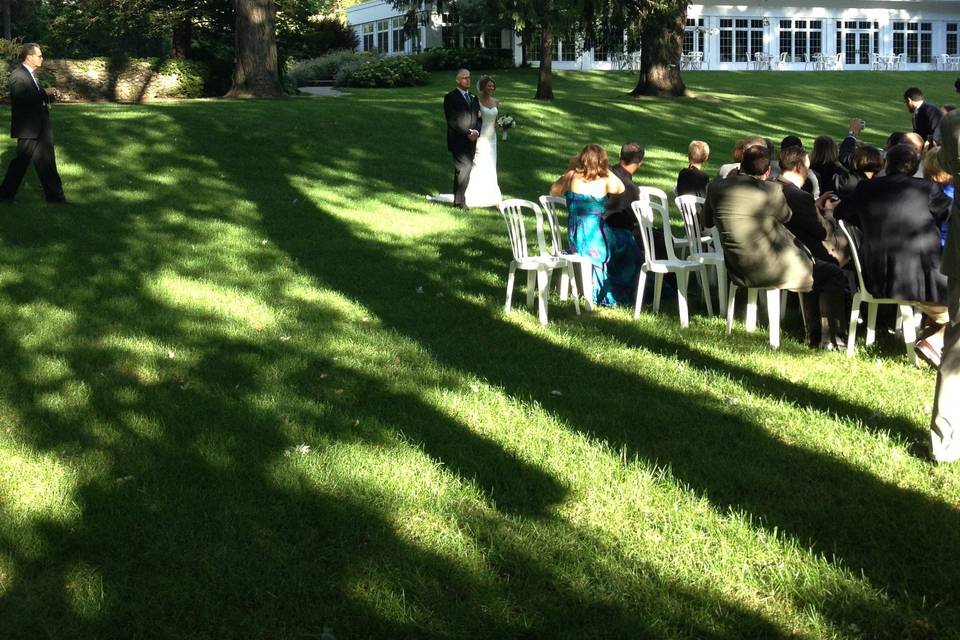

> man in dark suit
[0,42,65,204]
[443,69,480,209]
[905,86,942,147]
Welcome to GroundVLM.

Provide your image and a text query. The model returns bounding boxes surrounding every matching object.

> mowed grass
[0,69,959,639]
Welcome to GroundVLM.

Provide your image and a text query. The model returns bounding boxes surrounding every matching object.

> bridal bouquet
[496,115,517,141]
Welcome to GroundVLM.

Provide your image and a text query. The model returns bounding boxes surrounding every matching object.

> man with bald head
[443,68,481,209]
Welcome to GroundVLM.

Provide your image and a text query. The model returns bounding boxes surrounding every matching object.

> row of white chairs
[496,193,920,363]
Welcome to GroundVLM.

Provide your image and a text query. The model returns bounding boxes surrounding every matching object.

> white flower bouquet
[496,115,517,141]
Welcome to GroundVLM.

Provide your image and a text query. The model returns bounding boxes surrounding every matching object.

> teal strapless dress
[565,191,642,307]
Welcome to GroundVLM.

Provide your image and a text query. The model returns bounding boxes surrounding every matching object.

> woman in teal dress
[553,144,642,307]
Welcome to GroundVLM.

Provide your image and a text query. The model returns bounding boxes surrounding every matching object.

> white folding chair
[675,195,727,312]
[725,284,791,349]
[632,200,712,328]
[838,220,917,365]
[639,186,688,258]
[498,199,581,324]
[539,195,594,312]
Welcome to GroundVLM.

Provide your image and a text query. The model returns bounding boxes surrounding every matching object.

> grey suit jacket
[939,110,960,279]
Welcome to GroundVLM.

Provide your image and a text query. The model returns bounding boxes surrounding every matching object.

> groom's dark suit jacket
[444,88,481,154]
[9,64,51,139]
[913,101,942,145]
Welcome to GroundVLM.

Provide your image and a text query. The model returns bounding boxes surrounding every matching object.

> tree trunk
[226,0,283,98]
[534,23,554,101]
[171,18,192,59]
[2,0,11,41]
[630,1,687,97]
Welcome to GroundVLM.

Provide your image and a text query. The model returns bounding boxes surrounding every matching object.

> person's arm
[930,183,952,226]
[550,170,574,197]
[9,69,45,108]
[938,115,960,177]
[443,93,473,138]
[838,118,864,169]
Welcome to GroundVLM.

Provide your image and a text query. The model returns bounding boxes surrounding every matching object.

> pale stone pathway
[298,86,350,97]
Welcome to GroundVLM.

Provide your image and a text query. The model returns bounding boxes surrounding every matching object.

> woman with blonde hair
[551,144,640,306]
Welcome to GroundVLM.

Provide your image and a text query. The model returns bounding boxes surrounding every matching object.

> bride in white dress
[431,76,502,208]
[462,76,502,207]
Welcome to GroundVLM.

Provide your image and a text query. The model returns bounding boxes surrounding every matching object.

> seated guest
[676,140,711,198]
[703,145,815,314]
[837,143,952,322]
[776,146,851,348]
[810,135,849,194]
[606,142,644,231]
[923,147,955,248]
[782,135,819,196]
[836,145,883,200]
[551,144,640,307]
[717,138,746,178]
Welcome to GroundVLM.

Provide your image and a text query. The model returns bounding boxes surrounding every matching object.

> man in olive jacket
[702,145,814,293]
[0,42,66,203]
[931,105,960,462]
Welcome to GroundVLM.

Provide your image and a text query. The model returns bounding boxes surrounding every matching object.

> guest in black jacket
[0,42,66,203]
[676,140,710,198]
[837,144,952,313]
[905,86,942,147]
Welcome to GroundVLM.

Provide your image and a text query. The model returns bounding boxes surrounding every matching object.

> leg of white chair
[526,271,536,309]
[779,289,788,322]
[716,264,728,313]
[653,273,664,314]
[536,268,550,324]
[797,292,807,329]
[766,289,780,349]
[676,270,690,328]
[726,283,738,335]
[866,303,878,346]
[697,267,713,317]
[846,293,862,357]
[558,269,570,301]
[745,288,759,332]
[566,265,581,315]
[899,304,917,365]
[505,263,517,312]
[579,261,594,312]
[634,268,648,319]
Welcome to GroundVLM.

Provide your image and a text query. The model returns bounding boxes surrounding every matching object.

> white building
[346,1,960,71]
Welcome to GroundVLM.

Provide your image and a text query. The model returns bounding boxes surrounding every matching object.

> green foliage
[288,50,373,85]
[416,47,515,71]
[0,38,22,62]
[156,58,209,98]
[279,17,360,61]
[337,54,429,87]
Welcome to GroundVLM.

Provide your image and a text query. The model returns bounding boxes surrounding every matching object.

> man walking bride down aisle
[430,68,502,209]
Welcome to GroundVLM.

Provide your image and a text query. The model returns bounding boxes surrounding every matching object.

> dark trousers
[802,259,849,344]
[0,126,65,203]
[451,149,473,207]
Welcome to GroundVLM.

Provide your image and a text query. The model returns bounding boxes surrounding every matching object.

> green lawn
[1,69,959,639]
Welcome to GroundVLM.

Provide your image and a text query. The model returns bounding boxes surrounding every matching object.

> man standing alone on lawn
[931,91,960,463]
[443,68,480,210]
[0,42,66,204]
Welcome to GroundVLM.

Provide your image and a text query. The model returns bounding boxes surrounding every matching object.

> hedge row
[0,57,210,102]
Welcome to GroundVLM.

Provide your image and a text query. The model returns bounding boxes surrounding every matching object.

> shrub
[336,55,429,88]
[288,50,371,86]
[416,47,515,71]
[282,18,360,60]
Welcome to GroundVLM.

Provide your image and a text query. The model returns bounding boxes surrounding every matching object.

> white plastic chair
[639,186,688,258]
[838,220,917,364]
[538,195,594,312]
[498,199,581,325]
[675,195,727,312]
[726,284,792,349]
[823,52,843,71]
[631,199,712,328]
[774,51,788,70]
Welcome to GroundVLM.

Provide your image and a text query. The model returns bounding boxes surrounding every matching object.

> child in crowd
[676,140,711,198]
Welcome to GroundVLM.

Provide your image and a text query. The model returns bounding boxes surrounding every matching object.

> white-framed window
[441,12,457,48]
[375,20,390,52]
[484,29,502,50]
[778,19,822,60]
[948,23,959,56]
[560,34,578,61]
[683,18,704,55]
[361,23,374,51]
[836,20,878,65]
[390,17,406,53]
[720,18,763,63]
[892,21,932,63]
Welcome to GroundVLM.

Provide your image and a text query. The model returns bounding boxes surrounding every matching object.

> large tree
[628,0,687,96]
[226,0,283,97]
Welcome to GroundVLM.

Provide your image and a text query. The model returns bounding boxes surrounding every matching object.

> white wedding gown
[432,103,502,208]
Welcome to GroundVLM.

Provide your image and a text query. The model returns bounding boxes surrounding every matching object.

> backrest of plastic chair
[632,199,679,263]
[639,186,684,256]
[674,195,708,257]
[498,199,545,262]
[837,220,868,295]
[538,195,567,258]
